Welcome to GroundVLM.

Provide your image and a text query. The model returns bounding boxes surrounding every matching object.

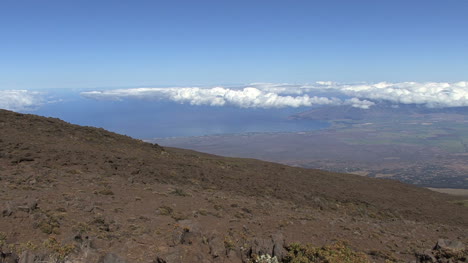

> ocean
[33,93,329,139]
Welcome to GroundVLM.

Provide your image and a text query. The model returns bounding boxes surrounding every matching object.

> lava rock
[271,233,287,259]
[434,239,465,251]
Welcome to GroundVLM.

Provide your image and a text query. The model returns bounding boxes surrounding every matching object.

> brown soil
[0,109,466,262]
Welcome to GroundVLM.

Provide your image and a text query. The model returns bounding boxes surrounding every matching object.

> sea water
[34,93,329,139]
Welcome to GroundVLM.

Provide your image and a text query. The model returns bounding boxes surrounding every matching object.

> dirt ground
[1,109,467,262]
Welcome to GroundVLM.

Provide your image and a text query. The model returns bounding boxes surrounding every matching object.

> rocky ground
[0,109,467,262]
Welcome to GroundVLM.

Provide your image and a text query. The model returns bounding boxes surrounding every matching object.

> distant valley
[152,104,468,189]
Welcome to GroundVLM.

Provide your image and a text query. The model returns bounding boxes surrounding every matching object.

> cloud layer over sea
[81,81,468,109]
[1,81,467,112]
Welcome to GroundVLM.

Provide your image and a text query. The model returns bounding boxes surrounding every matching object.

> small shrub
[213,204,223,211]
[98,189,114,195]
[0,232,6,247]
[284,241,369,263]
[198,209,208,216]
[170,188,189,197]
[224,237,235,251]
[19,241,38,252]
[91,216,110,232]
[55,207,67,212]
[451,200,468,207]
[72,222,91,234]
[43,237,76,261]
[158,206,173,216]
[171,212,188,221]
[37,213,61,235]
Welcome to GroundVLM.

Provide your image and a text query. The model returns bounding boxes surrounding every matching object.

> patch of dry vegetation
[284,241,369,263]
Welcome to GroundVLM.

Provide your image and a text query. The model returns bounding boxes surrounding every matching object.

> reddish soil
[0,109,466,262]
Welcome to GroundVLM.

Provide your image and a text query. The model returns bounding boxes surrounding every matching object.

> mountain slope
[0,109,466,262]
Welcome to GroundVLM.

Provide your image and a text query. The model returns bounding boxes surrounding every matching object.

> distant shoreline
[427,187,468,197]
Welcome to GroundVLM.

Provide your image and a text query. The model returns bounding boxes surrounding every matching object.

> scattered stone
[416,249,437,263]
[416,239,467,263]
[84,205,95,212]
[178,220,201,233]
[17,206,31,212]
[208,236,225,258]
[243,233,287,262]
[313,196,327,210]
[11,157,35,164]
[434,239,465,251]
[19,250,36,263]
[26,199,38,211]
[98,253,128,263]
[0,251,19,263]
[72,233,97,250]
[271,233,287,259]
[157,253,182,263]
[251,238,272,257]
[180,231,202,245]
[155,248,184,263]
[16,199,39,213]
[156,247,211,263]
[1,202,14,217]
[226,249,242,262]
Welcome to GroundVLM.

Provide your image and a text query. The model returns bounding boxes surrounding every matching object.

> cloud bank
[0,90,44,111]
[81,81,468,109]
[308,81,468,108]
[81,86,374,109]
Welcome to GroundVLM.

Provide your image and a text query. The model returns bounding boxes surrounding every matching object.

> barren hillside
[0,109,466,262]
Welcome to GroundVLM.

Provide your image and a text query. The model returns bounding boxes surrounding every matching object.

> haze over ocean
[30,89,328,138]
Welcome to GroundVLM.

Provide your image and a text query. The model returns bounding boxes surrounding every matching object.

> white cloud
[344,98,375,109]
[81,87,344,108]
[247,81,468,108]
[0,90,44,111]
[322,81,468,108]
[81,81,468,109]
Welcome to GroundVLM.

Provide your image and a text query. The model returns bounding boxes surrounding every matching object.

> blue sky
[1,0,467,90]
